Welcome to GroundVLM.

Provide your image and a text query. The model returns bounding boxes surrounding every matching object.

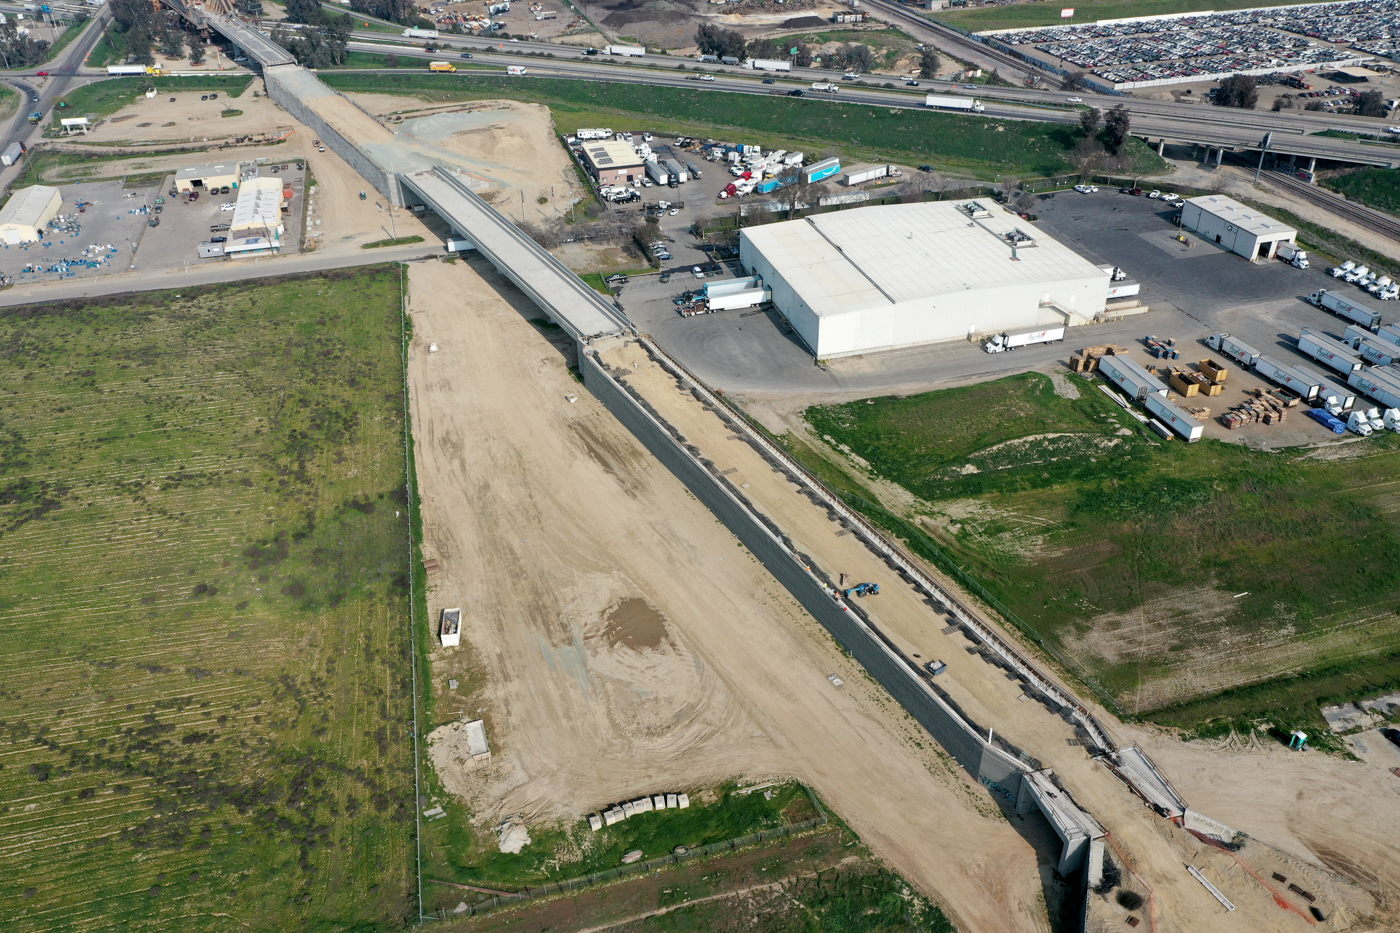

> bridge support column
[1157,138,1165,156]
[1214,147,1224,167]
[1306,157,1316,176]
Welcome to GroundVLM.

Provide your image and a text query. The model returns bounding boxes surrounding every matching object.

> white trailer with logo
[1096,353,1164,401]
[1349,367,1400,410]
[1293,361,1356,410]
[983,325,1066,353]
[1143,393,1203,442]
[1253,355,1321,400]
[1206,332,1260,368]
[1297,328,1363,376]
[745,58,791,71]
[1309,289,1381,331]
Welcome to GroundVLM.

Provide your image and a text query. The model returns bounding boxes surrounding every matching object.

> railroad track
[862,0,1062,88]
[1263,169,1400,244]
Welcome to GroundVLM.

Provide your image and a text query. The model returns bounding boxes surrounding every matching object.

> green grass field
[935,0,1306,33]
[797,373,1400,740]
[0,269,418,931]
[319,73,1166,178]
[1322,168,1400,219]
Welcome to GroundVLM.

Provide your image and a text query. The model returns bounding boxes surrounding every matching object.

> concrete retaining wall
[582,347,1025,801]
[262,65,400,205]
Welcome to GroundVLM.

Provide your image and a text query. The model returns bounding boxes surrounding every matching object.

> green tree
[919,47,939,79]
[1103,103,1130,153]
[189,39,205,65]
[1355,90,1386,118]
[158,25,185,59]
[1078,105,1100,137]
[694,24,744,60]
[284,0,330,26]
[1214,73,1258,109]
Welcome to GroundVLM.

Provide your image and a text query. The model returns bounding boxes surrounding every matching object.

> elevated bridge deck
[400,167,631,344]
[163,0,296,67]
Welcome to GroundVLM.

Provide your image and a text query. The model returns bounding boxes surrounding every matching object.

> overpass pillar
[1306,157,1316,176]
[1214,147,1224,167]
[1157,138,1166,156]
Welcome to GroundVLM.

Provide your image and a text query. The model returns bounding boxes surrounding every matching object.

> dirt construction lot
[407,259,1400,930]
[406,259,1054,932]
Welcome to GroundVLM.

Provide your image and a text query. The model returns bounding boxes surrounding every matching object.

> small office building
[1179,195,1297,262]
[580,140,645,186]
[0,184,62,244]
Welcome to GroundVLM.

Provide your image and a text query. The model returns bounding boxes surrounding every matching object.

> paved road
[0,241,439,307]
[338,39,1399,167]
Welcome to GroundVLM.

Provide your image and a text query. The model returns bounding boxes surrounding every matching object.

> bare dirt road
[406,258,1057,932]
[598,338,1393,932]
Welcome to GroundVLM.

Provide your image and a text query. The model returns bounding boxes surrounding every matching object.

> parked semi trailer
[645,160,670,186]
[1310,289,1381,331]
[983,325,1066,353]
[1297,328,1363,376]
[924,93,985,113]
[1294,361,1356,410]
[1349,367,1400,410]
[1206,332,1261,368]
[1254,355,1321,400]
[1143,393,1204,442]
[1372,324,1400,348]
[1097,353,1164,401]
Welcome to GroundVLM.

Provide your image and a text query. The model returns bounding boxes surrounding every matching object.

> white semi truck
[1207,332,1261,368]
[924,94,985,113]
[605,44,645,56]
[402,28,439,38]
[983,325,1065,353]
[1310,289,1381,331]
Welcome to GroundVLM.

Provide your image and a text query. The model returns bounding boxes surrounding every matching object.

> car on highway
[906,80,919,86]
[460,51,473,58]
[30,92,38,102]
[762,78,775,84]
[699,74,715,82]
[843,72,859,80]
[1066,96,1083,103]
[36,71,48,77]
[786,89,803,97]
[1388,126,1400,135]
[963,84,977,89]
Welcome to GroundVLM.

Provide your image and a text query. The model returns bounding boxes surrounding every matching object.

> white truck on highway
[983,325,1065,353]
[811,82,839,93]
[746,58,791,71]
[402,28,439,38]
[924,93,985,113]
[605,44,645,57]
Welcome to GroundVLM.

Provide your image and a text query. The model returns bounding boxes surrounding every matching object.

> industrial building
[739,200,1111,359]
[1179,195,1297,262]
[579,140,645,186]
[0,184,62,244]
[175,161,241,193]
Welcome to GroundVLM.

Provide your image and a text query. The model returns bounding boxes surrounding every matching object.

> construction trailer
[1143,393,1204,441]
[1096,353,1165,402]
[1253,355,1321,400]
[1297,328,1363,376]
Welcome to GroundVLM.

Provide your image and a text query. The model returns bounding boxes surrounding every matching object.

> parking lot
[618,183,1396,446]
[0,181,159,284]
[136,161,307,272]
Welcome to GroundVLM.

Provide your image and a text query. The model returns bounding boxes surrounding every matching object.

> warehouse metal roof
[0,185,60,229]
[1185,195,1296,238]
[740,200,1108,318]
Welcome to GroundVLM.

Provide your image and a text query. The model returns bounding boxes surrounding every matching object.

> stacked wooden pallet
[1069,344,1130,373]
[1221,390,1290,429]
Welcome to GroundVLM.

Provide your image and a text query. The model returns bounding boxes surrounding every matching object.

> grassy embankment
[320,72,1167,179]
[788,373,1400,746]
[934,0,1310,33]
[362,234,425,248]
[0,268,418,932]
[1322,168,1400,219]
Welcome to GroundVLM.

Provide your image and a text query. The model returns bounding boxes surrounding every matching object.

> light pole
[1253,131,1272,184]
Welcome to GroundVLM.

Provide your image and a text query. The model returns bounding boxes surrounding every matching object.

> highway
[340,37,1400,167]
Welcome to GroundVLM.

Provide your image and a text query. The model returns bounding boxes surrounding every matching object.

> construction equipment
[843,582,880,598]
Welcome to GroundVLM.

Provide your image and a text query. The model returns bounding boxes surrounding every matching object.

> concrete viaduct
[156,7,1212,887]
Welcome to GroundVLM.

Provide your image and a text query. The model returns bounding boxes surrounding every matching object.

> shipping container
[1143,393,1204,442]
[1254,355,1321,400]
[1206,332,1260,368]
[1297,328,1363,376]
[1348,367,1400,409]
[1309,289,1382,331]
[1096,353,1164,401]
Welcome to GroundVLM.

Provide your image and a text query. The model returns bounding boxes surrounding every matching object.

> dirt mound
[603,8,662,25]
[781,15,825,27]
[445,123,535,163]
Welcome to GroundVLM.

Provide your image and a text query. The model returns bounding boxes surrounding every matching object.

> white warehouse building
[1179,194,1296,262]
[739,200,1110,359]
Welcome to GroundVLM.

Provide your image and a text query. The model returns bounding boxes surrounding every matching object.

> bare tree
[998,174,1020,203]
[927,171,951,201]
[899,171,931,203]
[1072,135,1106,182]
